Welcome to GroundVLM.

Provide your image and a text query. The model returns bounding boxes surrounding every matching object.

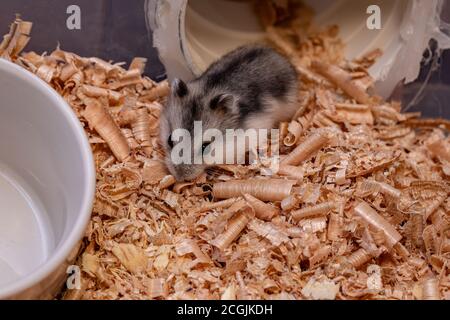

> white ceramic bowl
[0,59,95,299]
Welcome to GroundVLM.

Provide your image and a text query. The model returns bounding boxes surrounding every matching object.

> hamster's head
[160,79,240,181]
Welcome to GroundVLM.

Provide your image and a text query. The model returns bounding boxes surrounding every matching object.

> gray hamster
[160,45,299,181]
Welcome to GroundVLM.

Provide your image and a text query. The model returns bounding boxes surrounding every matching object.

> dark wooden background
[0,0,449,118]
[0,0,166,81]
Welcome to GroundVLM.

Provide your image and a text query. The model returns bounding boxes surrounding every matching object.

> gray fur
[160,45,298,181]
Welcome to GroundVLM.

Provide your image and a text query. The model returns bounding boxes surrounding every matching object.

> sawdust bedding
[1,2,449,300]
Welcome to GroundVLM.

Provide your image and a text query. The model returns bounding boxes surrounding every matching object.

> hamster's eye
[202,142,211,154]
[167,134,174,149]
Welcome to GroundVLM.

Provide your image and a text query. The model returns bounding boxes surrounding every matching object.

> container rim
[0,58,96,299]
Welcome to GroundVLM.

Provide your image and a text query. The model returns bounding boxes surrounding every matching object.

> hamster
[160,45,299,181]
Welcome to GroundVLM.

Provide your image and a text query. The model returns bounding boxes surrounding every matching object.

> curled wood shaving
[423,225,439,257]
[281,131,330,166]
[213,179,296,202]
[175,239,212,265]
[83,98,130,162]
[192,198,238,214]
[346,248,373,269]
[244,193,280,221]
[129,57,147,74]
[281,195,299,211]
[0,18,32,59]
[131,108,153,156]
[81,85,122,103]
[159,175,176,190]
[210,210,250,251]
[378,182,401,199]
[299,217,328,234]
[277,165,304,181]
[334,103,374,125]
[142,160,169,184]
[284,120,303,146]
[141,81,169,101]
[354,201,402,248]
[410,214,425,249]
[312,60,371,104]
[327,213,343,241]
[247,219,290,246]
[291,202,335,221]
[422,277,441,300]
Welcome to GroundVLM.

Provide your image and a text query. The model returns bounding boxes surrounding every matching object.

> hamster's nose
[172,169,185,182]
[173,165,202,182]
[172,166,190,182]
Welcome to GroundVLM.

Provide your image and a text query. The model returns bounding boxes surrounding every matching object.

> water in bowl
[0,164,54,288]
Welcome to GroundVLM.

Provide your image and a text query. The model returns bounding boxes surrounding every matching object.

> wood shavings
[213,179,296,202]
[0,17,31,59]
[221,283,237,300]
[244,193,280,221]
[309,245,331,267]
[422,277,441,300]
[335,166,348,185]
[210,210,250,251]
[159,175,176,190]
[129,57,147,74]
[81,85,122,103]
[327,213,343,241]
[346,248,373,269]
[140,81,169,101]
[247,219,290,246]
[423,225,439,257]
[378,182,401,199]
[5,12,449,300]
[175,239,212,265]
[410,214,425,249]
[130,108,153,156]
[83,98,131,162]
[427,139,450,163]
[192,198,238,214]
[281,195,299,211]
[284,120,304,146]
[142,160,169,184]
[281,131,330,166]
[292,202,335,221]
[301,277,339,300]
[366,265,383,292]
[312,60,371,104]
[146,278,168,299]
[81,253,105,281]
[334,103,374,125]
[354,201,402,248]
[111,243,148,274]
[277,165,304,181]
[299,217,328,234]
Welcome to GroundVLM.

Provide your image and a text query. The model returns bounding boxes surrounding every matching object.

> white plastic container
[146,0,450,98]
[0,59,95,299]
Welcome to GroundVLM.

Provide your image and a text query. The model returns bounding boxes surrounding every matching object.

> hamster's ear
[171,78,188,98]
[210,94,235,112]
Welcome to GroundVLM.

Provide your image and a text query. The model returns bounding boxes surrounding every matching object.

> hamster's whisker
[206,166,235,179]
[206,167,223,177]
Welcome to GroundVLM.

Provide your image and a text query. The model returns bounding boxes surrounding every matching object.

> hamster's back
[196,45,298,120]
